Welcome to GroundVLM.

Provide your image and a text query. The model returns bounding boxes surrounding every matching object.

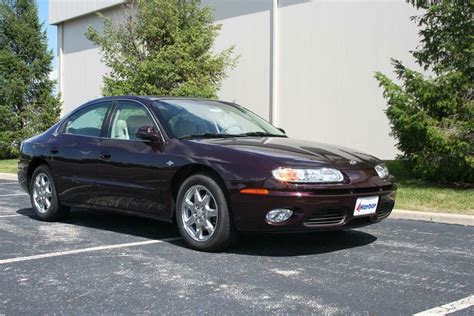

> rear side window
[62,103,110,137]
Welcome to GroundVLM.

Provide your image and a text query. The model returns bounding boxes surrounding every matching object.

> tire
[29,164,70,221]
[176,173,237,251]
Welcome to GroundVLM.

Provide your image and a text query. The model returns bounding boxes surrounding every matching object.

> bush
[375,0,473,184]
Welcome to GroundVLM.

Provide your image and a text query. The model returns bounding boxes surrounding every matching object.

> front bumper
[228,184,396,232]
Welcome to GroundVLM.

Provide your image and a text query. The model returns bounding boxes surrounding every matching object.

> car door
[51,101,113,205]
[94,100,171,218]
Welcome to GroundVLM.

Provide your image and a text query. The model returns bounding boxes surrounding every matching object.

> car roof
[86,95,226,104]
[68,95,234,119]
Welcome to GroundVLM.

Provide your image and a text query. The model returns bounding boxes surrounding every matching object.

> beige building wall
[51,0,421,159]
[277,0,419,158]
[204,0,274,120]
[57,5,123,116]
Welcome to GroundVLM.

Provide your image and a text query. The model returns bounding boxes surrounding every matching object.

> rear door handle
[50,147,59,154]
[100,152,111,160]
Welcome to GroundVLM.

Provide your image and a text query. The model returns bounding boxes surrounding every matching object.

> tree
[0,0,61,159]
[86,0,237,98]
[375,0,473,183]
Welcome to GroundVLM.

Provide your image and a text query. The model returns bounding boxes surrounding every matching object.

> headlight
[375,164,389,179]
[272,167,344,183]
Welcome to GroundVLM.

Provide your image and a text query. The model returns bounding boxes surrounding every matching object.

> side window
[62,103,110,137]
[109,102,156,140]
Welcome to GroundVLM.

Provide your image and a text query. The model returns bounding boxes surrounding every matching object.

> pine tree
[86,0,237,98]
[0,0,61,158]
[375,0,473,183]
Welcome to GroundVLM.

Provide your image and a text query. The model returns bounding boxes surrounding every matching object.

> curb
[391,209,474,227]
[0,173,17,181]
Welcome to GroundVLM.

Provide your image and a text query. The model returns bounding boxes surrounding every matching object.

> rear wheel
[176,174,236,251]
[30,165,69,221]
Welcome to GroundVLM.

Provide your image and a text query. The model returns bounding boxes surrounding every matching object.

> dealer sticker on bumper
[353,196,379,216]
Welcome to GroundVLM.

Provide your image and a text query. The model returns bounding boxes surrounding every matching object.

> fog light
[266,209,293,223]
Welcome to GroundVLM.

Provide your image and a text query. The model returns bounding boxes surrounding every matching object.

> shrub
[375,0,473,183]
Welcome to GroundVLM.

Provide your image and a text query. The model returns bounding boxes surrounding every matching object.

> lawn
[0,159,17,174]
[385,160,473,215]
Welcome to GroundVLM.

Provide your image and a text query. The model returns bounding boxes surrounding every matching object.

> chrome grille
[304,208,346,227]
[377,202,393,219]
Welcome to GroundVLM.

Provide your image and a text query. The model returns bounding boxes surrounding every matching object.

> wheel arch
[170,164,232,219]
[27,158,50,188]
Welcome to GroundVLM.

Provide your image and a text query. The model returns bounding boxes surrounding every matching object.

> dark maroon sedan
[18,96,396,251]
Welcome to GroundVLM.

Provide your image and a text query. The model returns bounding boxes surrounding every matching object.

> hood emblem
[349,160,357,165]
[166,160,174,167]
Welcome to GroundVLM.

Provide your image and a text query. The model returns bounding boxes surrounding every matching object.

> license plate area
[353,196,379,216]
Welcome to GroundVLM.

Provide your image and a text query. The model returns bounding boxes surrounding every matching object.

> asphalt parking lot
[0,177,473,315]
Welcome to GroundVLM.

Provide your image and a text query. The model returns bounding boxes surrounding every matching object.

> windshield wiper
[177,133,240,140]
[238,132,287,137]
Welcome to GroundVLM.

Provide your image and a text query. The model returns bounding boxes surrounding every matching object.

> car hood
[195,137,381,169]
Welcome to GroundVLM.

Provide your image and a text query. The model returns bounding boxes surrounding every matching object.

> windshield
[152,99,287,139]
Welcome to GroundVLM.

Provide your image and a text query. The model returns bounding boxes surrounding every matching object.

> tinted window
[109,101,156,140]
[63,103,110,137]
[152,100,286,139]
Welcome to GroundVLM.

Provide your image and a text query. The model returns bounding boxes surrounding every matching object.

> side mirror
[135,126,161,142]
[277,127,286,134]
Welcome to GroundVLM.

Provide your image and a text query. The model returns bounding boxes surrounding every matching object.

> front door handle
[100,152,111,160]
[50,147,59,154]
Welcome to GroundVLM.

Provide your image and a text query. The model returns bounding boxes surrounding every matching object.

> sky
[37,0,57,82]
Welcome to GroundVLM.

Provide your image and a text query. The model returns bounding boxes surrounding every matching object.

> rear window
[61,103,110,137]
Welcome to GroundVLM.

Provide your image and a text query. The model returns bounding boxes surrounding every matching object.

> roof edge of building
[49,0,125,25]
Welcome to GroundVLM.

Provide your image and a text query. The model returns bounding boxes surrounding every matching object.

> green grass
[0,159,17,174]
[385,160,474,215]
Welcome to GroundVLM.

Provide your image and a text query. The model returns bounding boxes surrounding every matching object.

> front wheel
[176,174,236,251]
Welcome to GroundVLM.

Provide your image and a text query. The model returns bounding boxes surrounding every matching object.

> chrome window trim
[53,98,166,143]
[106,99,166,143]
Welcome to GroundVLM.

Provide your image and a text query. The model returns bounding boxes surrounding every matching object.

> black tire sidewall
[176,174,233,251]
[29,165,66,221]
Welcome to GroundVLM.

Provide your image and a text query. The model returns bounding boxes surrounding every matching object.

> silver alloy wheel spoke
[195,226,203,239]
[194,189,202,203]
[206,206,217,218]
[202,194,210,207]
[185,216,195,226]
[181,184,218,242]
[204,220,215,234]
[32,173,53,214]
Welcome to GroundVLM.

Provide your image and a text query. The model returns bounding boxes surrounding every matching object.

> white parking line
[414,294,474,315]
[0,193,28,197]
[0,182,18,185]
[0,214,22,218]
[0,237,181,265]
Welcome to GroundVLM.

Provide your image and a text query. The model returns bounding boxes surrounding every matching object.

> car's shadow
[16,207,180,240]
[16,208,377,257]
[226,230,377,257]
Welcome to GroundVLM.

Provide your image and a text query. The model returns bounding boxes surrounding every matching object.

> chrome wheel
[181,185,218,241]
[32,173,53,214]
